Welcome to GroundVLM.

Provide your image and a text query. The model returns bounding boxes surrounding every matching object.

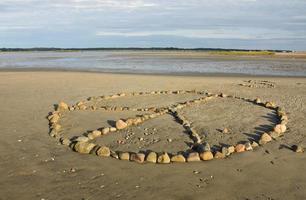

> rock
[145,152,157,163]
[58,101,69,111]
[130,153,145,163]
[102,127,110,135]
[235,144,246,153]
[269,131,282,139]
[220,93,227,98]
[60,138,71,146]
[110,151,119,159]
[203,142,211,152]
[292,145,304,153]
[52,124,61,132]
[79,104,87,110]
[274,124,287,134]
[88,130,101,140]
[109,127,117,132]
[96,146,111,157]
[75,136,89,142]
[251,141,259,148]
[255,98,261,104]
[167,138,173,142]
[214,151,225,159]
[265,101,277,109]
[50,114,60,124]
[157,152,171,164]
[222,128,229,134]
[245,142,253,151]
[116,120,128,130]
[228,146,235,154]
[187,152,201,162]
[221,147,230,156]
[170,154,186,163]
[259,133,272,145]
[119,152,130,160]
[74,142,96,154]
[200,151,214,161]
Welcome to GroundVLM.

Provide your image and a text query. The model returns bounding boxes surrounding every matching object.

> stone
[214,151,225,159]
[130,153,145,163]
[255,98,261,104]
[60,138,71,146]
[157,153,171,164]
[52,124,61,132]
[228,146,235,154]
[292,145,304,153]
[259,133,272,145]
[75,136,89,142]
[245,142,253,151]
[222,128,229,134]
[187,152,201,162]
[203,142,211,152]
[88,130,101,140]
[79,104,87,110]
[265,101,277,109]
[57,101,69,111]
[50,114,60,124]
[116,119,128,130]
[269,131,282,139]
[74,142,96,154]
[109,127,117,132]
[96,146,111,157]
[274,124,287,134]
[200,151,214,161]
[102,127,110,135]
[235,144,246,153]
[170,154,186,163]
[251,141,259,148]
[110,151,119,159]
[221,147,230,156]
[146,152,157,163]
[119,152,130,160]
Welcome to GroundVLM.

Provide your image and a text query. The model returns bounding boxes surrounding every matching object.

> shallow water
[1,50,306,76]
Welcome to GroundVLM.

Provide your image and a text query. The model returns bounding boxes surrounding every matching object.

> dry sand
[0,71,305,200]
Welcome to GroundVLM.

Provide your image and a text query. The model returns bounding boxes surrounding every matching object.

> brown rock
[170,154,186,163]
[146,152,157,163]
[274,124,287,134]
[109,127,117,132]
[228,146,235,154]
[157,153,171,164]
[130,153,145,163]
[102,127,110,135]
[97,146,110,157]
[265,101,277,109]
[60,138,71,146]
[75,136,89,142]
[116,119,128,130]
[251,141,259,148]
[119,152,130,160]
[52,124,61,132]
[235,144,246,153]
[259,133,272,145]
[200,151,214,161]
[269,131,282,139]
[214,151,225,159]
[50,114,60,124]
[245,142,253,151]
[88,130,101,140]
[74,142,96,154]
[222,128,229,134]
[58,101,69,111]
[187,152,201,162]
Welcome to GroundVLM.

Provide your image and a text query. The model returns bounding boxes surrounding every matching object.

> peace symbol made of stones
[47,90,288,164]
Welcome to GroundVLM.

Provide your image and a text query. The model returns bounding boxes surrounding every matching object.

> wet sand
[0,71,305,200]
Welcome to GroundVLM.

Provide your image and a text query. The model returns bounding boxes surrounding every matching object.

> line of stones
[47,90,288,164]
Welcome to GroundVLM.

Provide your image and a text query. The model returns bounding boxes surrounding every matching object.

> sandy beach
[0,71,305,200]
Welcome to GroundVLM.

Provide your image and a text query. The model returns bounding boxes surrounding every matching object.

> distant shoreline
[0,47,293,53]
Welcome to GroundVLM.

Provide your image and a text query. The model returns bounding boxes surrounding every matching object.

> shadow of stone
[107,120,116,127]
[279,144,293,151]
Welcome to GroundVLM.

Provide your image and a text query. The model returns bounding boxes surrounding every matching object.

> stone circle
[47,89,289,164]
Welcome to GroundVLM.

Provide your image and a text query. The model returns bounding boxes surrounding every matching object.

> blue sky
[0,0,306,50]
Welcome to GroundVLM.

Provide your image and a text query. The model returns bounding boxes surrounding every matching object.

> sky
[0,0,306,50]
